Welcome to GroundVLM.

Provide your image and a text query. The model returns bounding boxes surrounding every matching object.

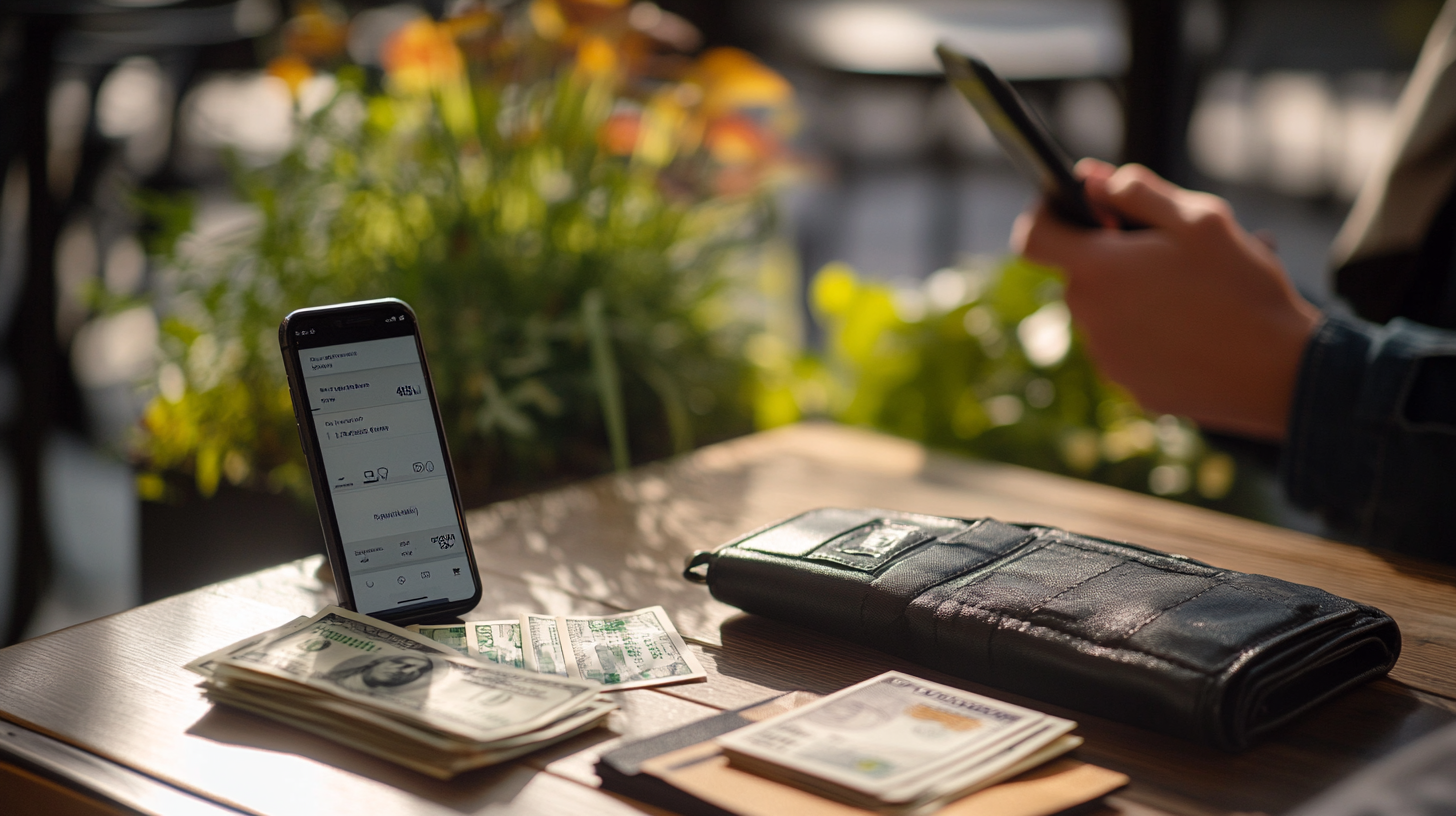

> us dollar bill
[185,615,311,678]
[209,605,601,744]
[408,623,471,656]
[521,613,569,676]
[212,686,614,779]
[520,606,706,690]
[410,620,525,667]
[469,620,525,668]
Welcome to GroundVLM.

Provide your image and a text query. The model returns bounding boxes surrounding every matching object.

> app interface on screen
[299,334,472,615]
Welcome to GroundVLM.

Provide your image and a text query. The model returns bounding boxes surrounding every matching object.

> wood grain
[0,423,1453,816]
[461,423,1456,697]
[0,762,132,816]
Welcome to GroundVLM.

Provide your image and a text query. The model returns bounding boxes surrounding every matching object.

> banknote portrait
[320,654,440,706]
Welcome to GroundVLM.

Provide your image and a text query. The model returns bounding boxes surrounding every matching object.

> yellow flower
[529,0,568,40]
[689,47,794,122]
[575,34,619,78]
[266,54,314,96]
[381,19,466,94]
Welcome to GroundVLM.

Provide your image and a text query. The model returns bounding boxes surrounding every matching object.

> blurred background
[0,0,1442,644]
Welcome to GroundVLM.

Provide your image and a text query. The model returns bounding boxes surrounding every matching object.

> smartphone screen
[281,300,481,622]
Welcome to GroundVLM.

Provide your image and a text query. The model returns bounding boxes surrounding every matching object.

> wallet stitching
[1218,582,1352,645]
[919,536,1324,671]
[942,595,1210,673]
[1051,537,1217,577]
[937,587,1250,676]
[940,579,1347,675]
[865,553,1009,634]
[862,534,1039,634]
[1116,576,1231,642]
[1023,560,1125,617]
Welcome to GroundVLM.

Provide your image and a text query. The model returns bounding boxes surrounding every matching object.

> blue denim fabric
[1282,313,1456,563]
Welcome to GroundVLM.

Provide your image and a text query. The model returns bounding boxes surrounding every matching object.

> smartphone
[936,44,1105,229]
[279,298,482,625]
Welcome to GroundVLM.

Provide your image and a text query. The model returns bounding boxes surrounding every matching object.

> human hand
[1011,159,1322,441]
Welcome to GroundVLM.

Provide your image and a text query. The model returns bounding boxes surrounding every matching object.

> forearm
[1282,313,1456,562]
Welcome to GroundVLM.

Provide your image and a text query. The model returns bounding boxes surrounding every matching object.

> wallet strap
[860,520,1036,640]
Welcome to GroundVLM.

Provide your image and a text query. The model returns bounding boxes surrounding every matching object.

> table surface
[2,423,1455,816]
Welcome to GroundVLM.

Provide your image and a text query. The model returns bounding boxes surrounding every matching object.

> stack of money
[409,605,707,690]
[186,606,614,779]
[716,671,1080,814]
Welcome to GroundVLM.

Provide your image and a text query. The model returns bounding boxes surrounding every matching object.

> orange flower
[599,111,640,155]
[382,19,466,93]
[704,115,777,165]
[266,54,314,96]
[282,2,348,60]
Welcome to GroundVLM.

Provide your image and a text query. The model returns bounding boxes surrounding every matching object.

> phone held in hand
[936,44,1105,229]
[279,298,482,625]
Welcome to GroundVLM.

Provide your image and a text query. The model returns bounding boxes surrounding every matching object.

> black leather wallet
[684,508,1401,751]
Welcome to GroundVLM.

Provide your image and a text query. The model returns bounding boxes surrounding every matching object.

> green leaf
[583,289,630,472]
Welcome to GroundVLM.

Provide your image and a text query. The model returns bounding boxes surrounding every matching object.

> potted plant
[130,0,799,514]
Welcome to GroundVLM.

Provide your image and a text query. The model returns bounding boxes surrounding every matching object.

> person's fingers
[1074,157,1115,182]
[1099,164,1190,229]
[1013,201,1096,268]
[1081,172,1121,230]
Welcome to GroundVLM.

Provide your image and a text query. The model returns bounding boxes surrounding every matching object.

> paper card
[640,741,1128,816]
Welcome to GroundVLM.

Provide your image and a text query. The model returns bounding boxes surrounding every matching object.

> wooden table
[2,423,1455,816]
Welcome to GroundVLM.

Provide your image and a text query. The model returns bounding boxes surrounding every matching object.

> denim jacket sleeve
[1281,312,1456,562]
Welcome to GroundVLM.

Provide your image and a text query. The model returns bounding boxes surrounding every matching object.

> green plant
[129,3,796,503]
[752,258,1241,506]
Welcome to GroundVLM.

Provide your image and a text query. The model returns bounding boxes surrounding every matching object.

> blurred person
[1013,0,1456,562]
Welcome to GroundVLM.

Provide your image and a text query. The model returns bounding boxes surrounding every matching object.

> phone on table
[936,44,1121,229]
[279,298,482,625]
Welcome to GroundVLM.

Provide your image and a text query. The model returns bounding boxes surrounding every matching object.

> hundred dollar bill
[410,621,525,668]
[552,606,707,691]
[521,613,569,676]
[210,605,600,744]
[408,623,470,656]
[717,671,1070,805]
[469,620,525,668]
[211,686,615,779]
[185,615,312,678]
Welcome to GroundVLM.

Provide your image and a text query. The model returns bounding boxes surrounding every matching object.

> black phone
[279,298,482,625]
[936,44,1105,229]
